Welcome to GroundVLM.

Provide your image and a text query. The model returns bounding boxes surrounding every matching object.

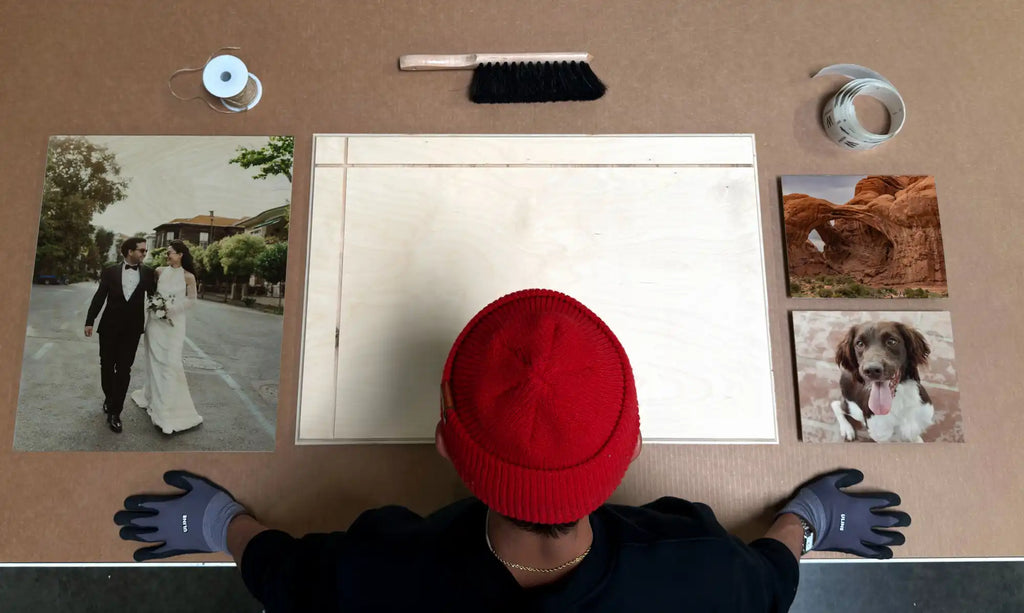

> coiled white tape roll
[815,64,906,150]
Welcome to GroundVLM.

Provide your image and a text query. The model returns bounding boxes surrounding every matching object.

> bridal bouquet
[146,293,175,326]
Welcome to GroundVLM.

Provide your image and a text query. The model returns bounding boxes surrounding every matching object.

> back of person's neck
[486,510,593,589]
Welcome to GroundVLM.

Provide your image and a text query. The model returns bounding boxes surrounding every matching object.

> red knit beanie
[440,289,640,524]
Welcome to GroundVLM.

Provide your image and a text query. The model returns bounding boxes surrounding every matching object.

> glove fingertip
[860,540,895,560]
[872,528,906,547]
[120,525,158,541]
[163,470,194,491]
[113,510,138,526]
[879,492,902,508]
[834,468,865,489]
[133,542,171,563]
[123,496,150,511]
[133,549,153,563]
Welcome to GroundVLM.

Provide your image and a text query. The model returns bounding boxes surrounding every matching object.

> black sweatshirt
[241,496,799,612]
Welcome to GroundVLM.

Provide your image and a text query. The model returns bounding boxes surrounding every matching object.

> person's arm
[763,512,805,561]
[166,272,197,318]
[85,269,109,334]
[183,272,197,309]
[227,513,270,565]
[641,497,800,610]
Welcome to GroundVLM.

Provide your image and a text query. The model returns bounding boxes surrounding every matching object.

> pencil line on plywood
[748,133,779,444]
[331,137,349,439]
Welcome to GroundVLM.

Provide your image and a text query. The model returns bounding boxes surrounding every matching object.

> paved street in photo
[14,282,281,451]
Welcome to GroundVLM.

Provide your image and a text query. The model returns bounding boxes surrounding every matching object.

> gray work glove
[114,470,247,562]
[778,468,910,559]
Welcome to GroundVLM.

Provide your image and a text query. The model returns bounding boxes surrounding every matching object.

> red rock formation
[784,176,947,290]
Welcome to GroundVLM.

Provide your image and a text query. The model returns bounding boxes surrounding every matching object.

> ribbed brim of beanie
[440,289,640,524]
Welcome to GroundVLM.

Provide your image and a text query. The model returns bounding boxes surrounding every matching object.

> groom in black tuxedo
[84,237,156,433]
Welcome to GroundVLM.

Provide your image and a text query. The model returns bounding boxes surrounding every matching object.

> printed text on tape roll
[815,64,905,151]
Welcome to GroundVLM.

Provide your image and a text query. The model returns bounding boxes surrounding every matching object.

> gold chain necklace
[485,510,591,573]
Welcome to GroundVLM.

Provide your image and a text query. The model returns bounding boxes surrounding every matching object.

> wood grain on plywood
[305,136,774,443]
[298,165,346,440]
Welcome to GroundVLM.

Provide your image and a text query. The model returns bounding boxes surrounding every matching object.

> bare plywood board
[299,135,776,444]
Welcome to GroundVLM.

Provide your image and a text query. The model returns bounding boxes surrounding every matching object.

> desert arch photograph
[782,175,948,299]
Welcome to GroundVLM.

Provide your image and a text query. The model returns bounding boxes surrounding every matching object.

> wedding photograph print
[782,175,948,298]
[14,135,294,451]
[792,310,963,444]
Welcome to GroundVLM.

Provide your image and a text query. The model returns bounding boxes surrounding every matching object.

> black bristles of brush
[469,60,606,104]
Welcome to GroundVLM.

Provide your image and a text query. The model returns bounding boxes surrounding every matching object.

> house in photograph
[152,212,245,249]
[237,204,289,243]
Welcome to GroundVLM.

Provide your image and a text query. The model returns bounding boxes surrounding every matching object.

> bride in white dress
[131,241,203,434]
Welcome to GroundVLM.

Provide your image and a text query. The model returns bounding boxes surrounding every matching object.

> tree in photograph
[230,137,294,241]
[228,136,294,182]
[149,246,168,268]
[201,240,223,283]
[82,233,102,279]
[94,227,115,265]
[254,241,287,284]
[219,233,266,299]
[35,137,129,276]
[190,243,207,279]
[255,241,287,306]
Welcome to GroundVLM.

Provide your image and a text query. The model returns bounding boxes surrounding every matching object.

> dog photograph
[793,310,963,443]
[782,175,948,298]
[14,135,293,451]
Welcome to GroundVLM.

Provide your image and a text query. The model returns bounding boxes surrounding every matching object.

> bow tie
[124,264,140,271]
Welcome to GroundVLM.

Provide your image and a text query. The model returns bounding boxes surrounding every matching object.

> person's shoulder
[599,496,730,544]
[347,498,479,544]
[183,270,196,282]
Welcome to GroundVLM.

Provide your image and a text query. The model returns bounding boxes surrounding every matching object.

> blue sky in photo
[782,175,864,207]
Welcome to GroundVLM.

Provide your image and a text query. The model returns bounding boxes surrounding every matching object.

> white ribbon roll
[202,55,249,98]
[201,54,262,112]
[814,64,906,151]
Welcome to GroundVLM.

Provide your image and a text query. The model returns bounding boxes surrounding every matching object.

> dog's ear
[835,324,859,374]
[897,323,931,368]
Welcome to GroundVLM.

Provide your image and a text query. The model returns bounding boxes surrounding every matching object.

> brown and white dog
[830,321,935,443]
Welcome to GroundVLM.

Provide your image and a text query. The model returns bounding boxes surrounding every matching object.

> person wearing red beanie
[116,289,909,612]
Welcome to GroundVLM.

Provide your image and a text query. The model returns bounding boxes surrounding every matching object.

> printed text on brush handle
[400,53,593,70]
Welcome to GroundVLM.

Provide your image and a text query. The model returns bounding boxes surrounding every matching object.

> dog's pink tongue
[869,381,893,415]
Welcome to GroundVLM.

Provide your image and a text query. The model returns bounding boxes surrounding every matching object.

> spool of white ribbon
[814,64,906,150]
[200,54,262,112]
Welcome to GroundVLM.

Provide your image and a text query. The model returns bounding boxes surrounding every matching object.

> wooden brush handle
[399,52,592,71]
